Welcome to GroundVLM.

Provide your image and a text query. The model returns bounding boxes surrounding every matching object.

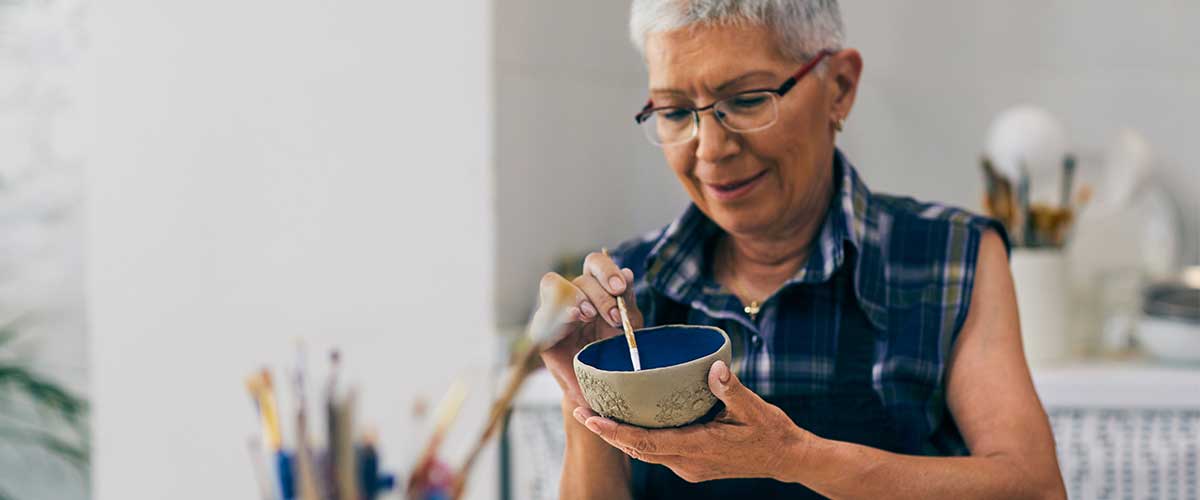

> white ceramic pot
[1011,249,1071,365]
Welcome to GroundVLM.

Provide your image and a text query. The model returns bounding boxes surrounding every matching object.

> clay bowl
[573,325,731,428]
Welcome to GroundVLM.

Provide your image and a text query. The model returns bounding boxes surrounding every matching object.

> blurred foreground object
[244,349,396,500]
[449,277,575,500]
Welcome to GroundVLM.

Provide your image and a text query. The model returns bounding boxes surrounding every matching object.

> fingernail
[608,276,624,293]
[717,360,731,384]
[623,268,634,282]
[580,301,597,318]
[572,408,586,425]
[585,417,614,434]
[610,308,622,324]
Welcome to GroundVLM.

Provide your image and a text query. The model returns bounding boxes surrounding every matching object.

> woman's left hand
[573,360,813,483]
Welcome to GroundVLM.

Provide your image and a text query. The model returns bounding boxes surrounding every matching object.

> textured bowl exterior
[573,325,732,428]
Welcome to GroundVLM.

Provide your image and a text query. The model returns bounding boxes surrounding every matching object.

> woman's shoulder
[867,193,1009,254]
[859,193,1008,336]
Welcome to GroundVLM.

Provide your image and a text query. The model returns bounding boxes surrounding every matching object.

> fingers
[707,360,761,416]
[581,251,643,330]
[584,251,628,296]
[573,274,620,327]
[578,413,703,459]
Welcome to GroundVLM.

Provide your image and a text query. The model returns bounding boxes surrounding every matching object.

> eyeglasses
[634,50,833,147]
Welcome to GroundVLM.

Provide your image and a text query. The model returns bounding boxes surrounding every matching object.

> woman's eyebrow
[714,70,777,92]
[649,70,779,97]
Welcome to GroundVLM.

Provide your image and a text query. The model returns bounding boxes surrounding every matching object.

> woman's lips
[704,170,768,202]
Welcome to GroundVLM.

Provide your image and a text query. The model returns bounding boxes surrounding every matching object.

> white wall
[838,0,1200,263]
[87,1,496,499]
[494,0,687,326]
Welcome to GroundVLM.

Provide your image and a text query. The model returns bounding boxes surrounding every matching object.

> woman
[535,1,1066,498]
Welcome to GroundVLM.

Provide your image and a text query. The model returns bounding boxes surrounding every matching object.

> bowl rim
[573,324,730,375]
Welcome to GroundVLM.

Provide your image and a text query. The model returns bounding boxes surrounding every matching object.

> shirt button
[751,335,762,346]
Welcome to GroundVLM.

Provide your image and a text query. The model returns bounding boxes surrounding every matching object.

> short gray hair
[629,0,845,63]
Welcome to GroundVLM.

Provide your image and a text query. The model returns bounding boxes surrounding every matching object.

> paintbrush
[291,342,322,500]
[602,248,642,371]
[334,388,360,500]
[406,379,468,498]
[246,370,291,499]
[450,276,577,500]
[245,370,283,451]
[1061,154,1077,209]
[246,436,274,500]
[1014,162,1031,247]
[981,157,1015,234]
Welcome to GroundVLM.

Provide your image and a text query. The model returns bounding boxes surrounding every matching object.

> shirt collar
[642,149,882,324]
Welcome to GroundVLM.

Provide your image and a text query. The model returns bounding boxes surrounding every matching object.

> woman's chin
[709,205,778,236]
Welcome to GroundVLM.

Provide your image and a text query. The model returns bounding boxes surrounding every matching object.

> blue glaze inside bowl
[577,326,725,372]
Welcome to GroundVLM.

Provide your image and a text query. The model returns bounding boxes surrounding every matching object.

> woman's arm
[559,399,633,499]
[776,230,1066,499]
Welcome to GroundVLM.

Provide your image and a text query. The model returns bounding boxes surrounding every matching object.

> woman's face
[644,24,855,237]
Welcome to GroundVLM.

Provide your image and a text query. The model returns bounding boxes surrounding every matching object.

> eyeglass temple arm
[776,50,833,96]
[635,100,654,124]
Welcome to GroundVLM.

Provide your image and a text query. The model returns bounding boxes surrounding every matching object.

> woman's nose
[695,110,740,164]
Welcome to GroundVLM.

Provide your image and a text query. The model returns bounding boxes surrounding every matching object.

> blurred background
[0,0,1196,499]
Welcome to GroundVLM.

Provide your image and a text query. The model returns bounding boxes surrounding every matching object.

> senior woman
[535,1,1065,498]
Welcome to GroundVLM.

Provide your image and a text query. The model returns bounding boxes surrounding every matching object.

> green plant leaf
[0,324,92,491]
[0,365,88,427]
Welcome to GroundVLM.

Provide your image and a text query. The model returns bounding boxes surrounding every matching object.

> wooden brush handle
[452,346,541,500]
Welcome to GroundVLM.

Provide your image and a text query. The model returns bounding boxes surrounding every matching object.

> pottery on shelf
[573,324,732,428]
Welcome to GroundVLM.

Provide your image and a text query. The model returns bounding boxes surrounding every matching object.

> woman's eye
[729,95,769,110]
[660,109,692,122]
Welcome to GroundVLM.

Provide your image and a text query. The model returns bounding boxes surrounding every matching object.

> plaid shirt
[611,150,1004,456]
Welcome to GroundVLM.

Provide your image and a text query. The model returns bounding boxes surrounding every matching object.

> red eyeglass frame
[634,50,834,124]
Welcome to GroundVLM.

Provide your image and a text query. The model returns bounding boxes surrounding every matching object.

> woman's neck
[717,181,834,301]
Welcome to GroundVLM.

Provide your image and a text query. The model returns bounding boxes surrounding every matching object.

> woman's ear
[828,49,863,123]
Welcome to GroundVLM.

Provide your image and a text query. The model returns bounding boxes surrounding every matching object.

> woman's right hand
[537,251,644,409]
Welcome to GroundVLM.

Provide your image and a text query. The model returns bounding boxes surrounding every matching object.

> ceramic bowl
[573,324,731,428]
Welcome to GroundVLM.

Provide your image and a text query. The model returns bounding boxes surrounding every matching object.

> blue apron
[630,271,906,499]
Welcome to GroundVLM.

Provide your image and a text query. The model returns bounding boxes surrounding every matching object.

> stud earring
[835,117,846,132]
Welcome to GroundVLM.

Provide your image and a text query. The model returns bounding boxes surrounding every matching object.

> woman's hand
[573,360,813,483]
[537,251,643,408]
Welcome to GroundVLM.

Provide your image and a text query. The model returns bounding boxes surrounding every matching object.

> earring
[835,117,845,132]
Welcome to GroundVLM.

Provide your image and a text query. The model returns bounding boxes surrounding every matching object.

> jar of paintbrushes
[244,347,399,500]
[981,155,1090,365]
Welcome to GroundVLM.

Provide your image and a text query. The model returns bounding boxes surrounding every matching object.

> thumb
[707,360,757,412]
